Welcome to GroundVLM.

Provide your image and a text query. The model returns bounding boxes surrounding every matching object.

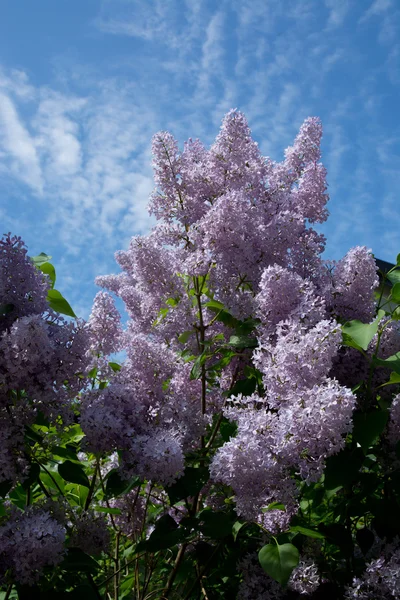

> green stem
[85,462,98,511]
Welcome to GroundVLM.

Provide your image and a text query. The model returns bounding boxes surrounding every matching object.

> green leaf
[109,362,121,372]
[58,461,90,488]
[61,548,99,572]
[324,448,364,490]
[138,514,189,552]
[204,299,225,311]
[290,526,325,539]
[258,542,299,586]
[0,480,12,498]
[47,289,76,318]
[388,270,400,286]
[198,510,233,539]
[31,252,52,266]
[397,254,400,267]
[262,502,286,513]
[178,330,193,344]
[93,505,122,515]
[374,352,400,375]
[39,262,56,288]
[51,445,79,462]
[225,377,257,398]
[352,409,389,453]
[204,301,239,327]
[166,297,179,307]
[190,353,208,380]
[220,418,238,442]
[391,282,400,304]
[21,463,40,490]
[166,467,209,505]
[227,334,258,349]
[65,584,100,599]
[232,521,245,541]
[0,303,14,316]
[388,372,400,385]
[342,309,385,351]
[105,470,141,499]
[356,527,375,555]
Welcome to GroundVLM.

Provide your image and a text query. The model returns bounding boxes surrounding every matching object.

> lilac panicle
[325,246,378,323]
[88,291,123,356]
[0,505,66,585]
[0,233,49,331]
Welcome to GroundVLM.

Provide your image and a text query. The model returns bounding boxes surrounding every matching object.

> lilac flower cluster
[0,234,95,484]
[89,109,377,520]
[69,510,110,556]
[238,553,321,599]
[0,504,66,585]
[345,541,400,599]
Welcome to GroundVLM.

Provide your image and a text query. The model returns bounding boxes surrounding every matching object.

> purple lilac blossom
[0,505,66,585]
[69,510,110,556]
[325,246,378,323]
[90,110,363,520]
[344,542,400,599]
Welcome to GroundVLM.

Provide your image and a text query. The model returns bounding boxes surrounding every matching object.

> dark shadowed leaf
[166,467,209,505]
[58,461,90,488]
[352,410,389,453]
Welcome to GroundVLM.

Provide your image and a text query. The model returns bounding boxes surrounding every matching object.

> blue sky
[1,0,399,318]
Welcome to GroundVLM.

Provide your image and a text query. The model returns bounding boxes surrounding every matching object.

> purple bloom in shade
[0,233,49,331]
[0,505,66,585]
[238,552,321,599]
[88,291,123,356]
[289,559,321,595]
[388,394,400,447]
[325,246,378,323]
[237,553,285,600]
[110,489,147,539]
[344,542,400,599]
[121,429,185,487]
[0,405,32,484]
[69,510,110,556]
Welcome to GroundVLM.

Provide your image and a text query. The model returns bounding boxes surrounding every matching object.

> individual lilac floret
[325,246,378,323]
[88,291,123,356]
[0,505,66,585]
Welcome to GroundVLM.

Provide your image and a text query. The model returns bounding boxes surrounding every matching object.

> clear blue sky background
[1,0,399,318]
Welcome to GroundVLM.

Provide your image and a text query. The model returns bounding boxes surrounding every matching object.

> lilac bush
[1,110,400,599]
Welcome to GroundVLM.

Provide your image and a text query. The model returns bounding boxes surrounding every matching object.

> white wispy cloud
[359,0,392,23]
[324,0,350,28]
[0,90,43,193]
